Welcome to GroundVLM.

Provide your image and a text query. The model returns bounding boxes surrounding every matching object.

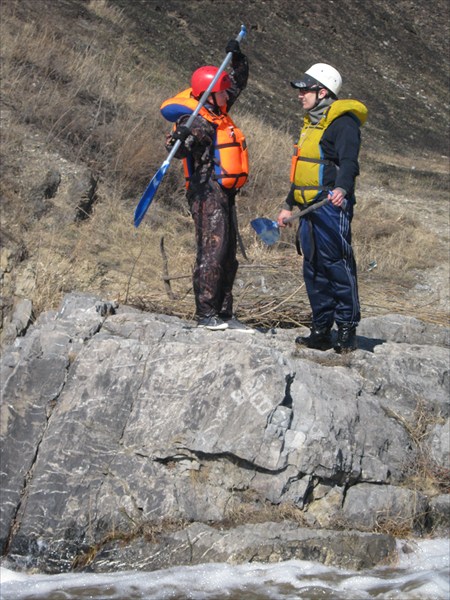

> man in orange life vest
[162,40,252,332]
[277,64,368,353]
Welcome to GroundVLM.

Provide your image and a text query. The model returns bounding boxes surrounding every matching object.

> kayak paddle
[251,198,329,246]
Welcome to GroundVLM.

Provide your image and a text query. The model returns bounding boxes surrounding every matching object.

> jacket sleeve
[325,114,361,195]
[226,51,249,110]
[281,184,295,210]
[166,114,214,159]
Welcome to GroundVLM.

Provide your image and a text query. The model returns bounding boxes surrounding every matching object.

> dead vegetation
[222,497,307,529]
[385,399,450,497]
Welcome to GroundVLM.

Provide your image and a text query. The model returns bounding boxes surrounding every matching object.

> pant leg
[302,255,336,328]
[219,195,238,317]
[299,202,360,328]
[189,183,233,319]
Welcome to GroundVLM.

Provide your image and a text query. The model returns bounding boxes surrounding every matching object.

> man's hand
[171,125,191,143]
[225,39,241,55]
[277,209,293,228]
[328,188,346,207]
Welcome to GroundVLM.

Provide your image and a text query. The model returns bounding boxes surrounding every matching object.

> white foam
[0,538,448,600]
[0,567,28,582]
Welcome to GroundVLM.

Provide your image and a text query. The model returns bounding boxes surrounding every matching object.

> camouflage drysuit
[167,51,249,321]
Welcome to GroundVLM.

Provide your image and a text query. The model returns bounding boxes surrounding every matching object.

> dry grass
[87,0,126,25]
[0,0,178,194]
[0,0,448,331]
[384,400,450,496]
[353,199,443,278]
[221,497,307,529]
[374,512,426,539]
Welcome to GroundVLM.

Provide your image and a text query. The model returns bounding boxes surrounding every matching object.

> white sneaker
[197,316,228,331]
[225,317,255,333]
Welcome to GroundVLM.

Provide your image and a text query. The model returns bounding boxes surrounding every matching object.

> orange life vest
[160,88,249,190]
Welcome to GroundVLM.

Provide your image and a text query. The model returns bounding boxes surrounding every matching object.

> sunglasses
[297,86,322,94]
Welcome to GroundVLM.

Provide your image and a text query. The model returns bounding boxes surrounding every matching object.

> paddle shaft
[282,198,329,224]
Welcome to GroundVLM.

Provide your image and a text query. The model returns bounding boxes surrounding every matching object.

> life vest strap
[293,184,329,192]
[297,156,334,166]
[212,173,247,190]
[212,172,248,180]
[216,142,241,149]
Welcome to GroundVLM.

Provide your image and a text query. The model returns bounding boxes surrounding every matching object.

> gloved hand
[225,39,241,55]
[171,125,191,143]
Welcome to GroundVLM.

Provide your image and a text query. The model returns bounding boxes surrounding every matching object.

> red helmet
[191,66,231,98]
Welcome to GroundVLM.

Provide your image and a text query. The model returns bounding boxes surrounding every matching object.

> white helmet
[291,63,342,97]
[305,63,342,96]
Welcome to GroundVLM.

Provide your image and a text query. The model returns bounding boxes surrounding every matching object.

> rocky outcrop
[0,293,448,573]
[88,522,397,574]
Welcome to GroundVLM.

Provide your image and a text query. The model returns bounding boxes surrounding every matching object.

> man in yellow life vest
[161,40,252,332]
[277,63,368,353]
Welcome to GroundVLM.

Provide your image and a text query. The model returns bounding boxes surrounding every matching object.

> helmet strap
[311,89,322,109]
[209,93,224,115]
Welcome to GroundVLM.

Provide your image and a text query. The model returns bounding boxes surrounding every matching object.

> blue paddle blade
[251,217,281,246]
[134,160,171,227]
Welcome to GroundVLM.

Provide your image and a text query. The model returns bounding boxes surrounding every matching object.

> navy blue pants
[298,201,360,329]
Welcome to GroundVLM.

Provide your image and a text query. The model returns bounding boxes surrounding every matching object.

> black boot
[334,324,357,354]
[295,326,332,351]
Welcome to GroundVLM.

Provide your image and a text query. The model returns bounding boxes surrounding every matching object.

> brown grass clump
[374,513,425,539]
[221,493,307,529]
[384,400,450,496]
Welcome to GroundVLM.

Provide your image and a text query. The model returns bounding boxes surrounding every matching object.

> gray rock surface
[0,298,33,347]
[1,293,448,573]
[89,522,397,573]
[429,494,450,536]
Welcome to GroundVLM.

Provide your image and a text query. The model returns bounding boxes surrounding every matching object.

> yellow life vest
[290,99,368,205]
[160,88,249,190]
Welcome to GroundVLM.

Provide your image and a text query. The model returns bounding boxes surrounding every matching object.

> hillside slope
[112,0,449,157]
[0,0,448,341]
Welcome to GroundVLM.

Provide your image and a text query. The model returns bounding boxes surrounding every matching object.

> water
[1,539,448,600]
